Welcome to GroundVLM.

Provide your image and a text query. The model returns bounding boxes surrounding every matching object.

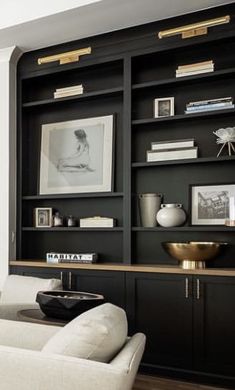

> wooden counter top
[9,260,235,276]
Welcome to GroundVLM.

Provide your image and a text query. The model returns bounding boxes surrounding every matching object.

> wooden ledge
[9,260,235,277]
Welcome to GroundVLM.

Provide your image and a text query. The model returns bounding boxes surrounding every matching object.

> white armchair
[0,303,146,390]
[0,274,62,320]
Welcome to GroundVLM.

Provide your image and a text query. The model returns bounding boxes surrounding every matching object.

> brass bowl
[162,241,228,269]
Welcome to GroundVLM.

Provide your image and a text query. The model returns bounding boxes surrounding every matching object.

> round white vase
[156,203,186,227]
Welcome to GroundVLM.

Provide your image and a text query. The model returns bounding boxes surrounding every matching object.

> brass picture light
[158,15,230,39]
[38,47,92,65]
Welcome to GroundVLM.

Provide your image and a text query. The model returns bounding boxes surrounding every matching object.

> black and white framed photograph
[39,115,114,194]
[34,208,53,228]
[191,183,235,225]
[154,97,174,118]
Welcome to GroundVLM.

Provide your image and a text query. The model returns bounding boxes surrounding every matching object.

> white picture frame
[34,208,53,228]
[191,184,235,225]
[154,97,174,118]
[39,115,114,195]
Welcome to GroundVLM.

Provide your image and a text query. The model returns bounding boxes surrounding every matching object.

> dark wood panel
[126,273,193,368]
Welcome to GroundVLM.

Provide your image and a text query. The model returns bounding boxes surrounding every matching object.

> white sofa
[0,275,62,320]
[0,302,145,390]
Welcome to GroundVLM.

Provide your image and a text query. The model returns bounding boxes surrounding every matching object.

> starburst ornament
[213,127,235,157]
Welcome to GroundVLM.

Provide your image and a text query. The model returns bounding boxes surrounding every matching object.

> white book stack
[147,138,198,162]
[185,97,234,114]
[80,216,116,228]
[54,84,84,99]
[176,60,214,78]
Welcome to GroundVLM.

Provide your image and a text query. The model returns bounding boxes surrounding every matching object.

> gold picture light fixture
[38,47,92,65]
[158,15,230,39]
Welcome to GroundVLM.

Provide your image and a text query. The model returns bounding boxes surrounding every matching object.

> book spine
[188,97,232,106]
[147,147,198,162]
[54,90,84,98]
[177,60,213,70]
[176,65,214,73]
[176,69,214,77]
[185,105,234,114]
[186,103,233,111]
[56,84,83,92]
[151,140,195,150]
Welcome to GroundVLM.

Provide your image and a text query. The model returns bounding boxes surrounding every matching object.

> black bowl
[36,290,104,320]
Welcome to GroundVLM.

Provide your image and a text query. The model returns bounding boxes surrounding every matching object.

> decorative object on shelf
[185,97,234,114]
[80,216,116,228]
[158,15,230,39]
[46,252,98,264]
[154,97,174,118]
[138,193,162,227]
[213,127,235,157]
[176,60,214,78]
[36,290,104,320]
[34,207,53,228]
[54,84,84,99]
[162,241,228,269]
[39,115,114,195]
[156,204,186,227]
[37,47,92,65]
[66,215,77,227]
[191,183,235,225]
[225,196,235,226]
[53,212,64,227]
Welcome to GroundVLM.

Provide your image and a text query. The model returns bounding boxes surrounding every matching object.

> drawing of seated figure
[57,129,93,172]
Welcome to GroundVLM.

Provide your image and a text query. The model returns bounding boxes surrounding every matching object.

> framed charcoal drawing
[154,97,174,118]
[191,183,235,225]
[39,115,114,194]
[34,208,53,228]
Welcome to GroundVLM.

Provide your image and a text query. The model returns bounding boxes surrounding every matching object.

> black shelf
[132,156,235,168]
[132,108,235,125]
[22,227,123,232]
[22,192,124,200]
[132,226,235,232]
[22,87,123,108]
[132,67,235,90]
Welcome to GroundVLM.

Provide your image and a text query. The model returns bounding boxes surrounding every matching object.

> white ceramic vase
[156,203,186,227]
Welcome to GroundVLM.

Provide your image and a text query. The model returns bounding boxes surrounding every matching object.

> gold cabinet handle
[185,278,189,299]
[196,279,200,300]
[68,271,72,290]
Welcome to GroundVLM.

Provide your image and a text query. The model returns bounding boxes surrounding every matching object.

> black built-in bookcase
[17,3,235,266]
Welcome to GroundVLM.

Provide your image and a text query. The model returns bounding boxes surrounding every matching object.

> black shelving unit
[17,3,235,267]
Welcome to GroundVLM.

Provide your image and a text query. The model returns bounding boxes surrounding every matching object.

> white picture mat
[191,184,235,225]
[39,115,114,194]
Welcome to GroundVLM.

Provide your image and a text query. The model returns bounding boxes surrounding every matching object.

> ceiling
[0,0,234,52]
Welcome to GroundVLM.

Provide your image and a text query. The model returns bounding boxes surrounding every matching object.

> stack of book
[46,252,98,264]
[176,60,214,78]
[146,139,198,162]
[185,97,234,114]
[54,84,84,99]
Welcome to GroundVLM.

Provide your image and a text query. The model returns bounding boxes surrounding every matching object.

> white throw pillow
[42,303,128,363]
[1,275,62,304]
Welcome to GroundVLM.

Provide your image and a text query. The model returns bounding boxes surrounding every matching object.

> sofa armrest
[0,319,59,350]
[0,346,130,390]
[0,302,39,321]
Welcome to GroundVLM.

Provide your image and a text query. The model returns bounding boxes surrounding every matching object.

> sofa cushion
[42,303,128,363]
[1,275,62,304]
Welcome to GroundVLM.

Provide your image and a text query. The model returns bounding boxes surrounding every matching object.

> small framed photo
[154,97,174,118]
[191,183,235,225]
[34,208,53,228]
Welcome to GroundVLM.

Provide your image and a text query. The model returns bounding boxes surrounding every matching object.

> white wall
[0,47,22,289]
[0,0,102,29]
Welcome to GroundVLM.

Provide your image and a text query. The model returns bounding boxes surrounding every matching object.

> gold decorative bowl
[162,241,228,269]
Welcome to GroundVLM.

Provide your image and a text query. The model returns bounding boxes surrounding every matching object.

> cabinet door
[10,266,62,280]
[72,270,125,309]
[126,272,193,369]
[194,276,235,376]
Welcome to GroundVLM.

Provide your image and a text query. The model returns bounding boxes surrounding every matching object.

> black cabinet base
[140,363,235,389]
